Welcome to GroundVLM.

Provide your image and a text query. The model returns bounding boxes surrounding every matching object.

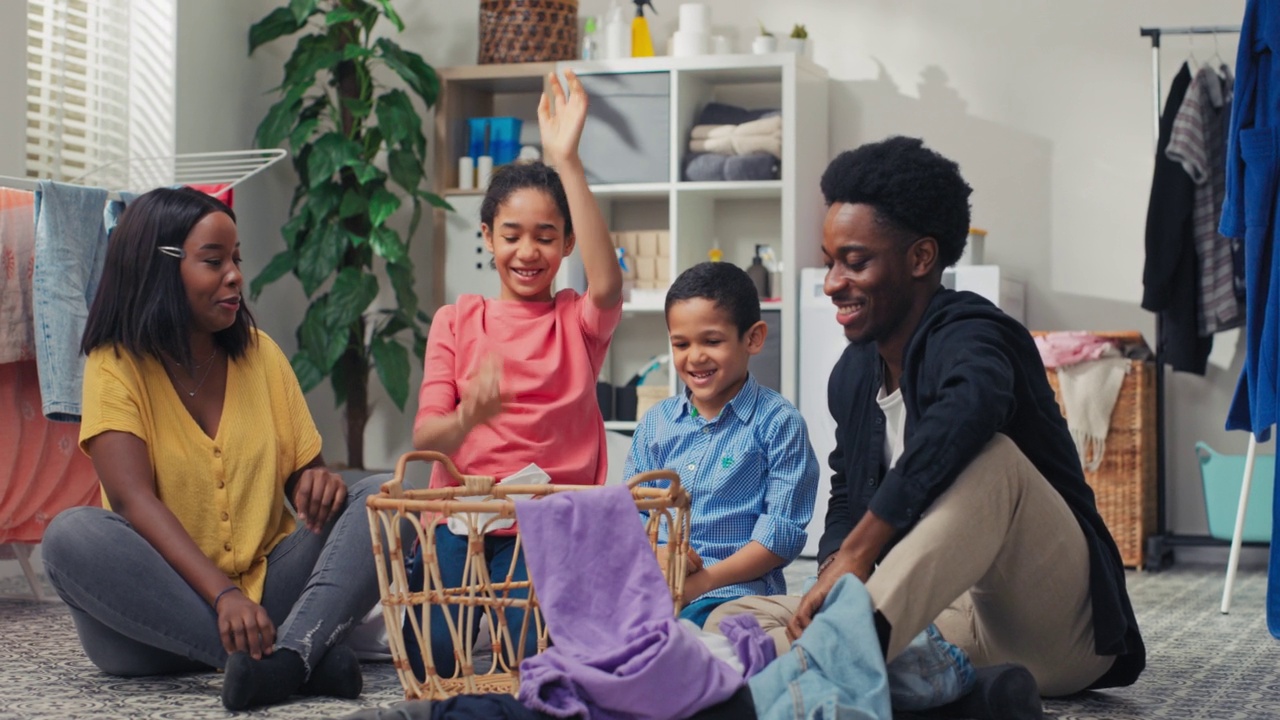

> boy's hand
[460,353,504,430]
[538,69,588,169]
[655,545,704,577]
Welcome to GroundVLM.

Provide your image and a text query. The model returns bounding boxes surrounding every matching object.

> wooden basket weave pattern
[366,451,691,700]
[479,0,579,65]
[1039,332,1156,569]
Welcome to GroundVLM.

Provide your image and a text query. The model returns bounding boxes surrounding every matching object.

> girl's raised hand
[538,69,588,169]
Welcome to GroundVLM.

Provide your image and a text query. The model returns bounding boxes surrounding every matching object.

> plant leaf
[290,349,325,393]
[300,299,348,373]
[352,162,384,185]
[418,189,454,211]
[374,0,405,32]
[306,182,344,224]
[386,259,418,321]
[325,267,380,330]
[374,38,440,107]
[338,189,368,219]
[328,348,349,406]
[288,117,320,150]
[369,226,408,264]
[374,89,423,156]
[370,336,410,410]
[307,132,362,188]
[280,212,309,249]
[343,44,374,60]
[325,7,362,26]
[297,221,349,296]
[255,83,308,149]
[289,0,319,24]
[283,34,342,86]
[249,7,303,54]
[368,186,401,227]
[342,96,373,120]
[249,248,297,299]
[387,148,423,193]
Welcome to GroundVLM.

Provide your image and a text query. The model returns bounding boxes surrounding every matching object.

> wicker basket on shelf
[1035,331,1156,569]
[478,0,579,64]
[366,450,692,700]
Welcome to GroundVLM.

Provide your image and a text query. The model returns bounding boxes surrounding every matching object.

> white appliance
[798,267,848,556]
[795,265,1026,557]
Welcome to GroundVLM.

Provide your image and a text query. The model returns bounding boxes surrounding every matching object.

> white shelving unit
[432,54,829,428]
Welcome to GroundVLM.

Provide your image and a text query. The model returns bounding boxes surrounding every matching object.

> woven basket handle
[382,450,498,498]
[626,468,684,496]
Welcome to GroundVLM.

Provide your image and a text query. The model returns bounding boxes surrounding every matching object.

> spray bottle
[631,0,656,57]
[604,0,631,59]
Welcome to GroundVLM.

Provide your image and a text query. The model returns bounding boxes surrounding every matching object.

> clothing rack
[0,149,286,201]
[1139,24,1245,572]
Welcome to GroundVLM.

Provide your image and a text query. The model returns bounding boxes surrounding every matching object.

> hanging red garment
[0,359,100,544]
[185,183,234,209]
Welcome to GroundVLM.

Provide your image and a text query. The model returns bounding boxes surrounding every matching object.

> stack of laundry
[683,102,782,182]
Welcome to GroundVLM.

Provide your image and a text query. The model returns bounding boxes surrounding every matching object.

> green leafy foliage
[248,0,446,465]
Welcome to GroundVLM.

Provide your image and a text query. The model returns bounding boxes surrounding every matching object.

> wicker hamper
[1036,331,1157,569]
[366,450,692,700]
[479,0,579,65]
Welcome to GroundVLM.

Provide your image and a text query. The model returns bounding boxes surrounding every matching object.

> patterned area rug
[2,565,1278,719]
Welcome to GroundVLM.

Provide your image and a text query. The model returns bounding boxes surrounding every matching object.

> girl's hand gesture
[538,69,588,169]
[459,353,505,431]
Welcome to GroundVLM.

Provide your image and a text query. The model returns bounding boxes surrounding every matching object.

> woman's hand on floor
[292,467,347,534]
[218,589,276,659]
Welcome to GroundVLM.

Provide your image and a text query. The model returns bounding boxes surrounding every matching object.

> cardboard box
[635,256,657,281]
[637,231,659,257]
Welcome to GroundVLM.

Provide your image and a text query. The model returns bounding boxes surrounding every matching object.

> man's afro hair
[820,136,973,269]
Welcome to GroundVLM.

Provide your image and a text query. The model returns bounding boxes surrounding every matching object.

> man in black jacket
[708,137,1144,704]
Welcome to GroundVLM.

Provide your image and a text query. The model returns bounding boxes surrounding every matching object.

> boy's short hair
[664,261,761,336]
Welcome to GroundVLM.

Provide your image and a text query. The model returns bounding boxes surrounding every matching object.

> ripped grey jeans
[42,474,385,677]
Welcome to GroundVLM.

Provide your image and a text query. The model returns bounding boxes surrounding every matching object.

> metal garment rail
[1139,24,1248,572]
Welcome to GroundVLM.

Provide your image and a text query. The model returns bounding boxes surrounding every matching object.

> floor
[2,561,1279,719]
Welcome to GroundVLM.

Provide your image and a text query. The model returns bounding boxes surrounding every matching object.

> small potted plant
[752,20,777,54]
[782,23,808,55]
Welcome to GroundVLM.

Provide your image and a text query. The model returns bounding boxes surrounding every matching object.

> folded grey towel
[684,152,729,181]
[725,153,780,181]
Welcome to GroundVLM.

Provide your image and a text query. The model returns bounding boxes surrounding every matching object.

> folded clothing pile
[684,102,782,182]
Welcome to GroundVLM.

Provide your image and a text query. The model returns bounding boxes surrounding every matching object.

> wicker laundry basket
[1036,331,1156,569]
[478,0,579,65]
[366,450,692,700]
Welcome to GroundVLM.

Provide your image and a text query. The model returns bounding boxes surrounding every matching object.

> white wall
[172,1,1264,554]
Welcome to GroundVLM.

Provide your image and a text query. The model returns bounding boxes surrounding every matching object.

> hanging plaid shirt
[624,375,819,600]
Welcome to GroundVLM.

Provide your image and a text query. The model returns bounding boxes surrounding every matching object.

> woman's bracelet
[213,586,240,612]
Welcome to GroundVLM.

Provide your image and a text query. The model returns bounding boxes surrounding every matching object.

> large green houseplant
[248,0,447,468]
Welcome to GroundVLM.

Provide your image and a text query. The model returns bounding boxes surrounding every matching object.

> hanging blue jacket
[1222,0,1280,440]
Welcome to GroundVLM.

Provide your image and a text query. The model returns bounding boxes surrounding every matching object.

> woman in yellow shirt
[40,187,385,711]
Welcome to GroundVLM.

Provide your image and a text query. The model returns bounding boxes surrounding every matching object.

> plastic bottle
[631,0,656,57]
[747,244,771,298]
[604,1,631,59]
[581,16,599,60]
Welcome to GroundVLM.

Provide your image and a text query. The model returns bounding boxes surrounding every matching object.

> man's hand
[292,467,347,534]
[786,548,872,641]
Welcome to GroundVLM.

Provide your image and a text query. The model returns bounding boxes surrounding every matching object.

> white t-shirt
[877,383,907,469]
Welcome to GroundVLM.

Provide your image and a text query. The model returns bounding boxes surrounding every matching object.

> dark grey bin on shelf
[577,72,670,185]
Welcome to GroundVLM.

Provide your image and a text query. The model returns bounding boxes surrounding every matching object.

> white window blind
[26,0,176,188]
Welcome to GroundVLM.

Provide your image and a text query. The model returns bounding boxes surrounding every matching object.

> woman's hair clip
[157,246,186,259]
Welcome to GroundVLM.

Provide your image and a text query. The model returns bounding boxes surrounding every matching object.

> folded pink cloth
[1035,331,1116,370]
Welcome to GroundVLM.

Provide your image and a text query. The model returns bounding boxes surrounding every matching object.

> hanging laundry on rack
[1142,63,1211,375]
[31,181,112,422]
[1166,64,1240,336]
[1219,0,1280,639]
[0,189,36,364]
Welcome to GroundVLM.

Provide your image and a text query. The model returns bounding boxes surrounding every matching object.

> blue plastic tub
[1196,441,1275,543]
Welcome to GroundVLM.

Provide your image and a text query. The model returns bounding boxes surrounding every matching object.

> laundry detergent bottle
[631,0,656,57]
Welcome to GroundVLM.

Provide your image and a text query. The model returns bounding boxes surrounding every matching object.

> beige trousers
[706,434,1115,696]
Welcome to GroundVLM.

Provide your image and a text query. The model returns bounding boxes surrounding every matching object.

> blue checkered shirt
[624,375,819,600]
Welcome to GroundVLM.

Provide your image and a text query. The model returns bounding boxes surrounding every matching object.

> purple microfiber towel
[718,613,776,678]
[515,485,742,720]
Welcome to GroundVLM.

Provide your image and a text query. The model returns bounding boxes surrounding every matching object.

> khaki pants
[706,435,1115,696]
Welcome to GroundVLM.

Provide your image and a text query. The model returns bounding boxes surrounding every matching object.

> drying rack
[1139,25,1260,610]
[0,148,286,602]
[0,148,287,200]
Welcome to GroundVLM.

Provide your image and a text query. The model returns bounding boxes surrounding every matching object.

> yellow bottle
[631,0,656,57]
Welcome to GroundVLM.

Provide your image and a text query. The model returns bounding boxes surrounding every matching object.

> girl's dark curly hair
[480,161,573,238]
[820,136,973,268]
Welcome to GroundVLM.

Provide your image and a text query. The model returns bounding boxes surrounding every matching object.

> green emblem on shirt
[721,456,733,469]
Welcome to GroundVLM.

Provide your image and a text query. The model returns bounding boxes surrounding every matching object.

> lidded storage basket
[366,450,692,700]
[479,0,580,64]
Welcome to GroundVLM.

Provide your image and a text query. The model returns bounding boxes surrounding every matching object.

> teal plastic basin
[1196,441,1274,543]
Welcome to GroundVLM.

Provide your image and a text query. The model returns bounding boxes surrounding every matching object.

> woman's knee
[42,506,118,570]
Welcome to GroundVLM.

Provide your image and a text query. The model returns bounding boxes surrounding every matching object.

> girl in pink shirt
[406,70,623,679]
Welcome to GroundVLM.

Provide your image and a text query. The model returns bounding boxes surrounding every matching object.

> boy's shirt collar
[679,373,761,424]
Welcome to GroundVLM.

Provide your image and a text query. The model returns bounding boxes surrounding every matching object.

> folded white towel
[1057,358,1130,472]
[690,114,782,140]
[690,132,782,158]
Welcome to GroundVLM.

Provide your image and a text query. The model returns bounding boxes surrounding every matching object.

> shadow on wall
[829,59,1153,335]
